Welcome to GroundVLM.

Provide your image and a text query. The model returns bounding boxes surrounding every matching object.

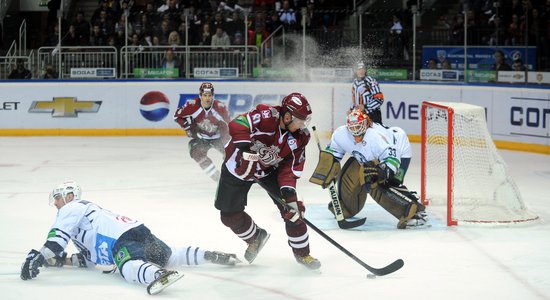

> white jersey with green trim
[326,123,410,173]
[46,199,143,265]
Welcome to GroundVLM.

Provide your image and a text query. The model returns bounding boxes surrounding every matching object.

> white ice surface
[1,137,549,300]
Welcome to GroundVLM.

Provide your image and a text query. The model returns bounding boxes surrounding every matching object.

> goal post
[421,101,538,226]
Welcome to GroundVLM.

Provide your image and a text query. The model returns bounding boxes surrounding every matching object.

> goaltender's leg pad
[329,157,368,218]
[309,151,341,189]
[369,184,418,228]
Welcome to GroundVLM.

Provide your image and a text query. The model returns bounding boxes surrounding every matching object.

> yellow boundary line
[0,129,185,136]
[1,129,548,155]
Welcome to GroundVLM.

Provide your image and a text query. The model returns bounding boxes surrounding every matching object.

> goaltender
[310,109,427,229]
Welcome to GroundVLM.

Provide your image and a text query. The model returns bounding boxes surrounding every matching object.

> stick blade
[369,259,405,276]
[338,217,367,229]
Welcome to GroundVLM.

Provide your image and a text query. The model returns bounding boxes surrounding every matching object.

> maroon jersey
[174,98,230,140]
[225,104,310,188]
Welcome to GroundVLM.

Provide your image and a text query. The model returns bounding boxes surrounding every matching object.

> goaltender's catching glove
[363,161,394,189]
[21,249,45,280]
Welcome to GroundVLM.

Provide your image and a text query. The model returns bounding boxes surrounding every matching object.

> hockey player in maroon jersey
[214,92,321,270]
[174,82,231,181]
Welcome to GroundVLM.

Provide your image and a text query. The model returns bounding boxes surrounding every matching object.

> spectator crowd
[44,0,344,51]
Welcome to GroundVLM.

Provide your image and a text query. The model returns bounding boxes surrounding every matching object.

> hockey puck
[366,274,377,279]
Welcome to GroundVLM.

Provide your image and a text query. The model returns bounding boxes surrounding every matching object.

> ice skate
[405,212,429,229]
[204,251,242,265]
[294,254,321,270]
[244,228,270,263]
[146,269,184,295]
[397,202,418,229]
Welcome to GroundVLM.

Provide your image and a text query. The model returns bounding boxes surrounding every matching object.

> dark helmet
[281,92,312,120]
[199,82,214,95]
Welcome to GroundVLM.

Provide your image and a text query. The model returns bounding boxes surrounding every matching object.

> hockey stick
[311,126,366,229]
[252,178,404,276]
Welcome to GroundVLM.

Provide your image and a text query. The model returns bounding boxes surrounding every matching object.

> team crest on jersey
[197,119,218,133]
[251,141,283,166]
[351,150,368,164]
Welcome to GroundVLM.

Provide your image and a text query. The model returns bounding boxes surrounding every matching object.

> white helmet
[49,180,82,205]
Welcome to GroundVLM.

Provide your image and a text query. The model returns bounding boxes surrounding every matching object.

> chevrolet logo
[29,97,102,117]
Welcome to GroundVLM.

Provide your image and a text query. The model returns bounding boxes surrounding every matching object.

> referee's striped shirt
[351,76,384,112]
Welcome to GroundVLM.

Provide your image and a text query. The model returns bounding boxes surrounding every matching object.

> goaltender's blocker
[310,108,427,229]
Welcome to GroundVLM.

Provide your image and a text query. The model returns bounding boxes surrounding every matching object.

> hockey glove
[182,115,193,131]
[44,251,67,267]
[364,161,393,189]
[281,187,305,224]
[174,108,193,130]
[283,201,305,224]
[235,150,259,181]
[174,110,195,137]
[21,249,45,280]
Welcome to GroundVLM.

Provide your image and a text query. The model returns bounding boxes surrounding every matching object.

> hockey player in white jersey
[20,181,240,295]
[310,109,426,229]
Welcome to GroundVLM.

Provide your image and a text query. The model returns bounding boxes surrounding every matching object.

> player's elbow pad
[281,187,297,202]
[234,142,252,151]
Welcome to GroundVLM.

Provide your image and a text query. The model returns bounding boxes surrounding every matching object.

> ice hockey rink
[1,136,549,300]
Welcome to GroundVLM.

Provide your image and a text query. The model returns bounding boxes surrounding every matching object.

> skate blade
[147,272,184,295]
[246,233,271,264]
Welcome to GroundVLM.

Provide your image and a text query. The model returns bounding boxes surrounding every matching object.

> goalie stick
[252,177,404,276]
[311,126,366,229]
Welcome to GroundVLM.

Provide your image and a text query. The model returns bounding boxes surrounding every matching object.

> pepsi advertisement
[422,46,537,70]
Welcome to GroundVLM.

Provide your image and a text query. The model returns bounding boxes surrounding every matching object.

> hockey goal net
[421,101,538,226]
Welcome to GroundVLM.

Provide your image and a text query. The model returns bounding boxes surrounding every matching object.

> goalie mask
[49,180,82,206]
[347,108,371,137]
[281,92,312,129]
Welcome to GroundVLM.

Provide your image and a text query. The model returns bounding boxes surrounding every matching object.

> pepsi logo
[139,91,170,122]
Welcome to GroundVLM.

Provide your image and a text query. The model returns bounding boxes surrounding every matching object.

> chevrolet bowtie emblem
[29,97,102,117]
